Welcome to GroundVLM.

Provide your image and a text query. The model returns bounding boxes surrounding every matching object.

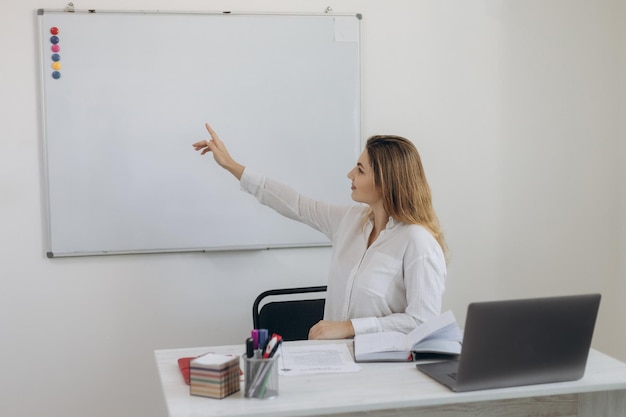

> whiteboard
[38,10,361,257]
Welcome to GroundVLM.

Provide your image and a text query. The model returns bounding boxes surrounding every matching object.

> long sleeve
[240,168,351,240]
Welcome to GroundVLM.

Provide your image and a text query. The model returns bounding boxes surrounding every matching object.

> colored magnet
[50,35,59,44]
[52,71,61,79]
[51,54,60,62]
[51,44,60,53]
[50,27,59,35]
[51,61,62,70]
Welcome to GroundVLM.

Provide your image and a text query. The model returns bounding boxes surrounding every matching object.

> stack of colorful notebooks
[189,353,241,399]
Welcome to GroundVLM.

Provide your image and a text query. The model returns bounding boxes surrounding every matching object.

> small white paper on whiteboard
[335,17,359,42]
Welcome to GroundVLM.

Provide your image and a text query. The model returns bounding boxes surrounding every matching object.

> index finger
[205,123,219,140]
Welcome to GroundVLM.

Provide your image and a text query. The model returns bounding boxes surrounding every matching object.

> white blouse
[240,169,447,335]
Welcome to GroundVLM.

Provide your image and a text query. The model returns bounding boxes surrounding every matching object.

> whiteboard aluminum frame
[37,9,362,257]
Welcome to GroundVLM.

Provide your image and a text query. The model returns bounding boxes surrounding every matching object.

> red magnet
[50,27,59,35]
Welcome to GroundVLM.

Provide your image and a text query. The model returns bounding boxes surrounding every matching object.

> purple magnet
[50,35,59,44]
[51,44,60,53]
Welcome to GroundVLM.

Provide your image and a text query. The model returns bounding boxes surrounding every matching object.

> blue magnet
[51,53,61,62]
[52,71,61,79]
[50,35,59,44]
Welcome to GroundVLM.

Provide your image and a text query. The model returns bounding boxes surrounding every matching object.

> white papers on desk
[278,343,362,376]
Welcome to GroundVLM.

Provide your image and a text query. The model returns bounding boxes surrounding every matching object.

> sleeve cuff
[239,168,264,196]
[350,317,382,335]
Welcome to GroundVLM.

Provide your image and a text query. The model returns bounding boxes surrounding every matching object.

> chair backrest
[252,286,327,341]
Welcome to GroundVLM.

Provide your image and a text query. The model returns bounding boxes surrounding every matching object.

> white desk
[155,341,626,417]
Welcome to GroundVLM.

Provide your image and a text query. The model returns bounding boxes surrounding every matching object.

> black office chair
[252,286,327,341]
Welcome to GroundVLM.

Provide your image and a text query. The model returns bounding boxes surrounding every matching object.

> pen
[263,334,283,359]
[268,337,282,359]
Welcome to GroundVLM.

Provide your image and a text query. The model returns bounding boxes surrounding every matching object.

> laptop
[417,293,601,392]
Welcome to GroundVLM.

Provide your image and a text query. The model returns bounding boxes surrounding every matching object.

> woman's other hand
[308,320,355,340]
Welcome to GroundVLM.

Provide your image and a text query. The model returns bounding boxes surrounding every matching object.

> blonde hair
[365,135,447,257]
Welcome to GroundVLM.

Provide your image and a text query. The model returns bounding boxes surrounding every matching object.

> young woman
[193,123,447,340]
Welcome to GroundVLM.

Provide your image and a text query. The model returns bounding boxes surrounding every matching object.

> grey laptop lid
[417,293,601,392]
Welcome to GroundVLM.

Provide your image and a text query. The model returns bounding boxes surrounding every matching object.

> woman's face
[347,150,382,205]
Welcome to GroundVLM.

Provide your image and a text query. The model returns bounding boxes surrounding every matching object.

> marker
[263,334,283,359]
[258,329,268,351]
[246,337,254,358]
[268,337,282,359]
[251,329,259,349]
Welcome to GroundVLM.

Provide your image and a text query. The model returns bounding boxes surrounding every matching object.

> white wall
[1,1,624,416]
[619,0,626,365]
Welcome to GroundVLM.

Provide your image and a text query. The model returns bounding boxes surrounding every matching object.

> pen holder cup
[243,354,279,399]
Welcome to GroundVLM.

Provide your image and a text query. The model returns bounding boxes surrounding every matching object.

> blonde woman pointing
[193,123,447,340]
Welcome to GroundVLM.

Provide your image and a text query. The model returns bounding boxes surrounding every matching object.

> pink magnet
[50,27,59,35]
[51,44,60,52]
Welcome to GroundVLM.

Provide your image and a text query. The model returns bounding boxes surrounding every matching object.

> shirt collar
[366,214,400,230]
[386,216,400,229]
